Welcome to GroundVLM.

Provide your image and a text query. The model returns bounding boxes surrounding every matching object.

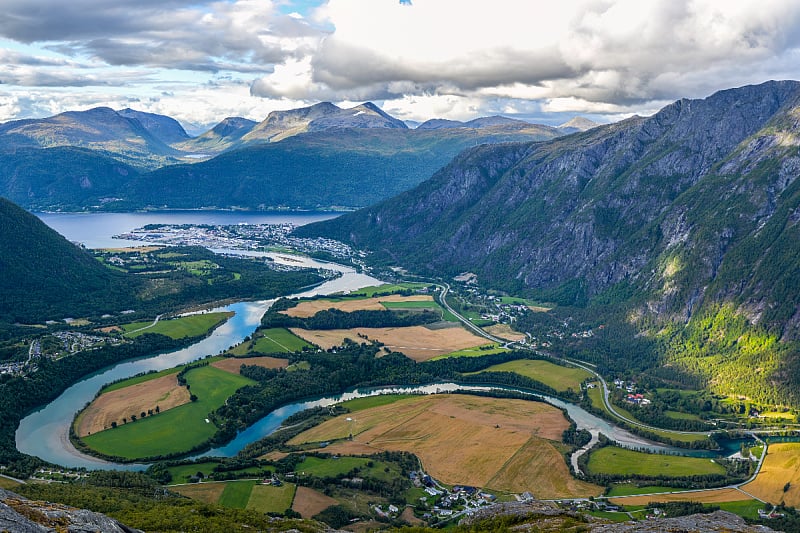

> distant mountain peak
[557,116,599,131]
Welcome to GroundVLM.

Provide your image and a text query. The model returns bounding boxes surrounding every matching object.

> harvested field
[292,486,337,518]
[742,442,800,506]
[608,487,753,506]
[259,450,290,462]
[75,374,189,437]
[284,294,434,317]
[172,482,226,504]
[290,325,486,361]
[290,394,602,498]
[212,356,288,375]
[482,324,527,342]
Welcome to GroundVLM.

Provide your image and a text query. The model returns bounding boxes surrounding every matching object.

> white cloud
[3,0,800,125]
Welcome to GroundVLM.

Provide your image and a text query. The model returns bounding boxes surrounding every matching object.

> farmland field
[75,373,190,437]
[247,483,296,513]
[467,359,592,392]
[742,442,800,506]
[290,324,487,361]
[431,344,508,360]
[172,482,226,504]
[587,446,726,478]
[122,311,233,339]
[252,328,313,353]
[211,356,288,375]
[284,294,434,317]
[348,283,429,297]
[292,486,337,518]
[608,487,754,506]
[289,394,601,498]
[80,366,255,460]
[482,323,527,342]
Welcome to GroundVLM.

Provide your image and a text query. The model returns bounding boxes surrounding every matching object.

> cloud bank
[1,0,800,127]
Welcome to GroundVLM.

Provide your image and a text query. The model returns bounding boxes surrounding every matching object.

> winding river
[16,212,692,470]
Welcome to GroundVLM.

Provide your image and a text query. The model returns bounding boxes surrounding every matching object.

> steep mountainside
[0,198,134,322]
[298,81,800,403]
[0,147,139,210]
[123,125,563,210]
[176,116,257,154]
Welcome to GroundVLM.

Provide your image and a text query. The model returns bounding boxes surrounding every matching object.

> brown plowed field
[75,374,190,437]
[290,325,486,361]
[211,356,288,375]
[283,295,433,317]
[289,395,602,498]
[483,324,527,342]
[291,486,338,518]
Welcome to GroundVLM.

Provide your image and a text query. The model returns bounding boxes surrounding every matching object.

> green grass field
[167,462,220,483]
[247,483,296,513]
[122,312,233,339]
[605,485,678,497]
[82,366,255,460]
[0,476,21,489]
[716,500,764,520]
[296,456,400,482]
[432,344,509,360]
[219,480,257,508]
[467,359,591,392]
[587,447,726,478]
[339,394,415,412]
[349,283,429,297]
[252,328,313,353]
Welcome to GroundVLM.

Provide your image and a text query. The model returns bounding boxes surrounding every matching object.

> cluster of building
[113,222,360,260]
[409,471,497,520]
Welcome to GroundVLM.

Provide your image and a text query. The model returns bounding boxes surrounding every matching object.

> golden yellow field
[284,294,434,317]
[742,443,800,506]
[75,374,189,437]
[609,487,752,506]
[292,486,337,518]
[290,395,602,498]
[482,323,527,342]
[290,325,486,361]
[211,356,288,375]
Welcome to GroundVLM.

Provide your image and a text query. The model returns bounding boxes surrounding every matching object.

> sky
[1,0,800,133]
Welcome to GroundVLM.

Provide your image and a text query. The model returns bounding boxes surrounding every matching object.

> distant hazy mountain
[117,108,191,145]
[297,80,800,404]
[0,107,181,168]
[417,115,534,130]
[0,102,568,210]
[126,125,564,210]
[241,101,407,144]
[557,116,600,132]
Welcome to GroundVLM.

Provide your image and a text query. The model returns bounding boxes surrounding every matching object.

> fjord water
[35,210,338,249]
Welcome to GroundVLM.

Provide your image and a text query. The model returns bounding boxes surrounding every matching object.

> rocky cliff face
[0,488,141,533]
[300,81,800,400]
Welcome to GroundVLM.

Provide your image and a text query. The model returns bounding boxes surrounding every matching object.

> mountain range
[297,80,800,404]
[0,102,586,211]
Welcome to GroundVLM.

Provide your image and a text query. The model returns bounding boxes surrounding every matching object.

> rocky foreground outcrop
[0,488,141,533]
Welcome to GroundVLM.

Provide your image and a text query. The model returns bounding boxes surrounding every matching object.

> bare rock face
[0,488,142,533]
